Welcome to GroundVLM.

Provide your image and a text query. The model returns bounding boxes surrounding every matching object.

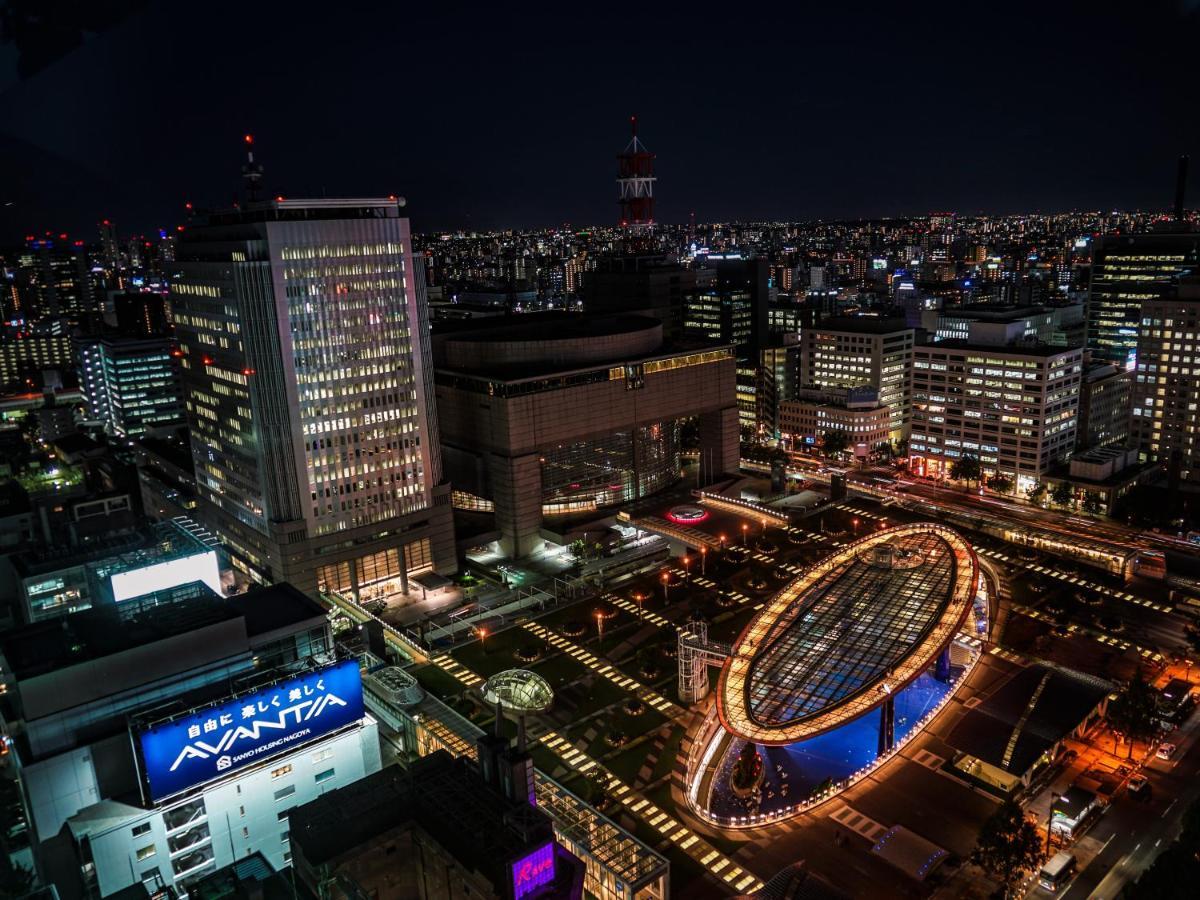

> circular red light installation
[666,504,710,525]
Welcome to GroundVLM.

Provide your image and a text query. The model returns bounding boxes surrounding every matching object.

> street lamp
[700,546,707,576]
[595,611,605,651]
[742,523,749,547]
[632,592,644,619]
[476,626,488,653]
[852,517,860,536]
[682,554,690,582]
[661,571,670,603]
[719,533,727,553]
[1046,791,1059,856]
[761,517,767,537]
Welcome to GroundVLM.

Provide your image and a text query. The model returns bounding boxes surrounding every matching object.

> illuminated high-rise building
[1131,277,1200,480]
[171,197,455,596]
[1086,233,1199,368]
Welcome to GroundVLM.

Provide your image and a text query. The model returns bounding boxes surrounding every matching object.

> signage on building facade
[138,660,364,802]
[511,842,556,900]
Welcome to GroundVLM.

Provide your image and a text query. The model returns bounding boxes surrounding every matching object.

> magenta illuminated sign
[511,842,555,900]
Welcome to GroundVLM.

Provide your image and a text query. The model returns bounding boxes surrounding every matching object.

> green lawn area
[569,678,630,718]
[451,627,538,678]
[529,651,589,690]
[410,662,466,700]
[566,703,667,760]
[650,726,684,782]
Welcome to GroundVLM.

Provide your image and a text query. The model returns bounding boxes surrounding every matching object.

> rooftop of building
[436,312,656,343]
[718,524,976,745]
[943,303,1053,321]
[0,581,323,682]
[811,315,911,335]
[288,750,554,871]
[189,852,296,900]
[185,197,406,231]
[944,663,1110,776]
[8,518,211,578]
[915,339,1081,357]
[434,312,731,381]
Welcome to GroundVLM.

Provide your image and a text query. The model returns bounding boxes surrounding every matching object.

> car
[1115,765,1131,778]
[1128,774,1150,797]
[1157,742,1177,760]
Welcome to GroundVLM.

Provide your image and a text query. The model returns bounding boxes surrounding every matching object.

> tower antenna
[242,134,264,203]
[617,116,656,229]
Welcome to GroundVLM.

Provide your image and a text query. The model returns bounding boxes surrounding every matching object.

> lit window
[271,764,293,780]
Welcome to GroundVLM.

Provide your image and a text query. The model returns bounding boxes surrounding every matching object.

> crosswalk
[974,546,1173,613]
[911,748,944,771]
[521,621,681,716]
[827,804,889,842]
[539,731,764,894]
[602,591,672,628]
[988,644,1029,665]
[429,653,484,687]
[1009,603,1164,661]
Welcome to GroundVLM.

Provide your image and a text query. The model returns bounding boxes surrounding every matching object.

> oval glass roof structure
[482,669,554,713]
[717,523,977,745]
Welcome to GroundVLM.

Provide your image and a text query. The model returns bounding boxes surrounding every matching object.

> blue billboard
[138,660,364,802]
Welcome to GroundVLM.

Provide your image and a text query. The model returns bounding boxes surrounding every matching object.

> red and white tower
[617,116,656,228]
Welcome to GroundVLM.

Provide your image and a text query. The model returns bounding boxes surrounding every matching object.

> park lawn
[530,650,589,690]
[450,626,535,678]
[707,606,757,644]
[650,726,685,782]
[410,662,466,700]
[570,678,630,718]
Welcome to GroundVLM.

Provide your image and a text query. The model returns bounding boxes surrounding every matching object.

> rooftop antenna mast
[617,115,656,230]
[242,134,264,203]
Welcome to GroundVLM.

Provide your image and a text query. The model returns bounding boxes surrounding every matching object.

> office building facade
[434,314,739,557]
[79,336,185,438]
[1086,233,1199,369]
[171,198,455,597]
[910,342,1082,492]
[779,387,891,454]
[0,333,74,393]
[800,318,913,443]
[0,584,380,898]
[1077,361,1132,450]
[1132,279,1200,480]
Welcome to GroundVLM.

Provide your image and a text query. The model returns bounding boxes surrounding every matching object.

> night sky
[1,1,1198,242]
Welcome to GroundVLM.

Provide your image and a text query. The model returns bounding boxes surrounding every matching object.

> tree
[893,437,910,458]
[1107,670,1159,758]
[988,473,1014,495]
[1050,481,1075,507]
[969,800,1045,897]
[1027,481,1047,504]
[821,429,850,457]
[950,453,982,486]
[1082,492,1104,516]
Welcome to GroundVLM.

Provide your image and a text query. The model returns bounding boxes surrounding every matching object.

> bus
[1038,851,1077,892]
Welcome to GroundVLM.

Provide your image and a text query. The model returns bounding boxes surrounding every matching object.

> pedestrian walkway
[601,590,672,628]
[538,730,764,894]
[521,621,682,716]
[827,804,889,842]
[429,653,484,688]
[976,546,1172,613]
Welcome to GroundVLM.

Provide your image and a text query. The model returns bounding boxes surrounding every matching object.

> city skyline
[2,2,1199,241]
